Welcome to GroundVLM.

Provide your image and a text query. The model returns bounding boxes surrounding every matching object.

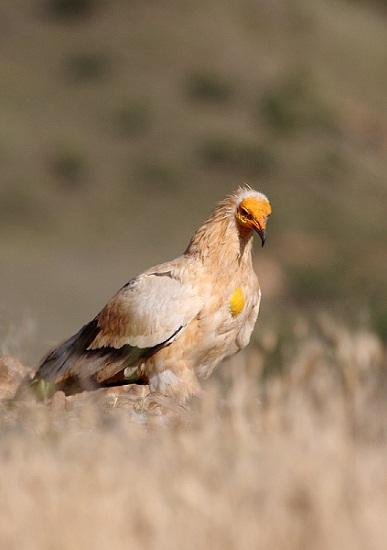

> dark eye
[241,207,251,218]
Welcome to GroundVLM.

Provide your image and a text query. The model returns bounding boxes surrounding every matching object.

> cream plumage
[33,187,272,400]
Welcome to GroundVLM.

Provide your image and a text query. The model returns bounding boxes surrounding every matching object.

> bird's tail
[31,319,145,397]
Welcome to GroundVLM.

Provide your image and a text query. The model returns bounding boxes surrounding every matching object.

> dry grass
[1,318,386,550]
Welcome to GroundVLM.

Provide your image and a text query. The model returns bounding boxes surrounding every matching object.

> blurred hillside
[0,0,386,363]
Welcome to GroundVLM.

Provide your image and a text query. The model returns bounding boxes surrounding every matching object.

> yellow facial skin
[235,196,272,246]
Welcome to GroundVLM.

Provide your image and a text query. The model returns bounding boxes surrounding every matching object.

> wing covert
[88,273,202,350]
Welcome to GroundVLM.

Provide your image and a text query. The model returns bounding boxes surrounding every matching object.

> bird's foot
[134,392,189,418]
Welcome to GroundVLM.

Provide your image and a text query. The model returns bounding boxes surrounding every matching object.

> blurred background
[0,0,386,365]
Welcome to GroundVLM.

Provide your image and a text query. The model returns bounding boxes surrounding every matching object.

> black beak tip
[257,229,266,247]
[254,225,266,247]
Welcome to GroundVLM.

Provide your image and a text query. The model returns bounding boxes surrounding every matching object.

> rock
[0,356,31,400]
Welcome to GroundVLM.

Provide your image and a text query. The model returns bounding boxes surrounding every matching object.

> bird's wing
[33,271,203,393]
[88,271,203,350]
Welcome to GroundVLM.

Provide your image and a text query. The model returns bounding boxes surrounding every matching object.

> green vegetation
[185,72,234,103]
[64,51,112,83]
[44,0,99,20]
[134,158,179,191]
[49,145,87,188]
[199,136,275,176]
[259,73,336,135]
[113,99,151,137]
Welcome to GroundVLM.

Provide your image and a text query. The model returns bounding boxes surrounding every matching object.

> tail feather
[36,318,99,383]
[33,319,146,395]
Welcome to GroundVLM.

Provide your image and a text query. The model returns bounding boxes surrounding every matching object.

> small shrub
[234,141,275,175]
[350,0,387,12]
[64,51,112,83]
[44,0,99,20]
[113,100,151,137]
[186,72,233,103]
[199,136,234,165]
[49,145,87,188]
[134,158,179,191]
[199,136,274,175]
[259,73,335,135]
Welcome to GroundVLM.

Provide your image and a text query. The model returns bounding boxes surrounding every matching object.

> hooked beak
[254,222,266,247]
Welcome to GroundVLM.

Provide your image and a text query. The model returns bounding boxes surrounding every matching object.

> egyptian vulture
[33,187,272,400]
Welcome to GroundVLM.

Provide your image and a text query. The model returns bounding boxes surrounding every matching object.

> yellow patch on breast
[229,287,245,317]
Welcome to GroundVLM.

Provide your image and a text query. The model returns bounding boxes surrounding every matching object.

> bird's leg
[147,361,202,403]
